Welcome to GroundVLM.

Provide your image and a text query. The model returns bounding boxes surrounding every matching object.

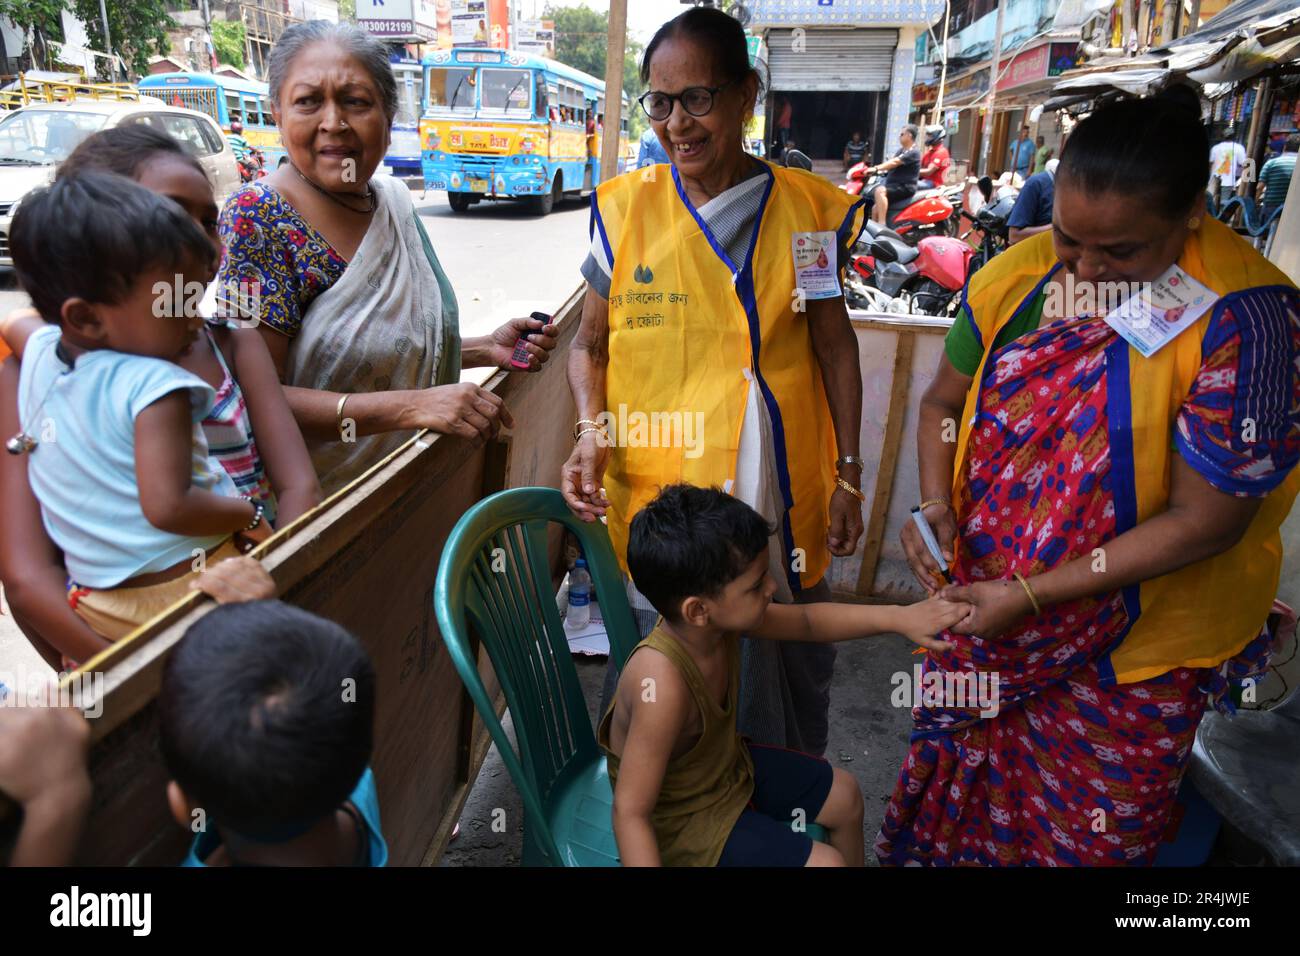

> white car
[0,99,239,268]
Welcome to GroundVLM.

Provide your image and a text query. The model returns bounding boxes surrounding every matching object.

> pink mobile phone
[510,311,552,369]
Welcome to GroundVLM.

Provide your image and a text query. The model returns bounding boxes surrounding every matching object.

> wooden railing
[0,300,949,865]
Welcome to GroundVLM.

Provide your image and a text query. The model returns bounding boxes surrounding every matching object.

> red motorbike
[846,220,974,316]
[843,161,955,243]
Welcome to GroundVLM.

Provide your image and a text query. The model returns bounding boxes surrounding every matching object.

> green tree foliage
[211,20,245,69]
[339,0,356,21]
[544,3,646,139]
[0,0,67,70]
[70,0,173,78]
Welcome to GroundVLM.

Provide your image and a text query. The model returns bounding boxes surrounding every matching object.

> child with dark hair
[0,126,319,667]
[600,484,969,867]
[4,172,272,641]
[54,124,320,526]
[160,600,386,866]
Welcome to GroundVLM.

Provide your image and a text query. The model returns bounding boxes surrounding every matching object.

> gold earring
[1187,217,1201,230]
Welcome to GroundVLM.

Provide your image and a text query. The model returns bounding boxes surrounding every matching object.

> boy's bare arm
[135,392,259,536]
[610,651,691,867]
[0,308,44,359]
[752,597,962,652]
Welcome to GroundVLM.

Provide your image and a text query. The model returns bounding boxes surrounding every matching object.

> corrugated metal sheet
[767,28,899,92]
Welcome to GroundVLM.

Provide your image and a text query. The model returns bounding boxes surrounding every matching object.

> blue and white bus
[419,47,632,215]
[138,72,286,168]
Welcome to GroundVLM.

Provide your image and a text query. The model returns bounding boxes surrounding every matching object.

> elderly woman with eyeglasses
[560,7,870,757]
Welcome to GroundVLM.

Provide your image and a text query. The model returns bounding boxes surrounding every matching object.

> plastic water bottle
[566,557,591,629]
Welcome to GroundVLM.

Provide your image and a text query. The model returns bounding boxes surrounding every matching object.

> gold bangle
[919,497,950,512]
[1012,571,1042,616]
[835,476,865,502]
[573,418,604,441]
[575,426,608,444]
[336,393,350,436]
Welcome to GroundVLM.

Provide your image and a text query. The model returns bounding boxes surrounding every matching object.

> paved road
[0,188,593,685]
[0,187,593,337]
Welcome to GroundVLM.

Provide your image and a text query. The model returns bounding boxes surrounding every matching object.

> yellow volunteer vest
[955,219,1300,684]
[592,160,866,591]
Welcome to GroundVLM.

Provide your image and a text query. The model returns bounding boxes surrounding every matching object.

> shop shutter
[766,28,898,92]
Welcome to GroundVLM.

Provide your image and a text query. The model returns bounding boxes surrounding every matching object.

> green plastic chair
[435,487,640,866]
[435,486,829,866]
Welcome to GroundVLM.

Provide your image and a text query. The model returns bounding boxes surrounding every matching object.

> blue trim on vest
[590,190,614,272]
[960,294,980,349]
[837,196,869,258]
[1097,336,1142,688]
[669,162,803,593]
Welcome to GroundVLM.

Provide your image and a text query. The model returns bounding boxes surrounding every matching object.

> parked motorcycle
[845,220,973,317]
[961,175,1017,276]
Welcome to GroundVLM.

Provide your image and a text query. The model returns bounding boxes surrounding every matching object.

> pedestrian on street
[1008,124,1034,181]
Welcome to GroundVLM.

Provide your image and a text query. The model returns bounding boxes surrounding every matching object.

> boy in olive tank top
[600,485,968,866]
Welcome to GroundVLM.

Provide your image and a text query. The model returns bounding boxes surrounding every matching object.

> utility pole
[599,0,627,184]
[931,0,951,126]
[200,0,215,72]
[97,0,113,79]
[977,0,1005,176]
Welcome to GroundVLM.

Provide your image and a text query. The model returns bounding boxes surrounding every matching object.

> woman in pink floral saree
[882,90,1300,866]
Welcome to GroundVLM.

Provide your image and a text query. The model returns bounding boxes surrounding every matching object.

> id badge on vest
[792,231,840,300]
[1103,263,1216,358]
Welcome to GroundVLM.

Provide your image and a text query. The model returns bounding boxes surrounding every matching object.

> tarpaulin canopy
[1044,0,1300,109]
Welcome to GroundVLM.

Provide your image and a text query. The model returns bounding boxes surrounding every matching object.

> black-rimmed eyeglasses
[638,83,732,121]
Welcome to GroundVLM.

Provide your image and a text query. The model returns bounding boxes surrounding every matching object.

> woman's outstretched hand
[407,382,515,443]
[560,431,610,522]
[901,501,958,594]
[488,315,560,371]
[938,579,1035,640]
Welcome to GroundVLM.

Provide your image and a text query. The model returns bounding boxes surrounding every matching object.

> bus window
[480,68,531,114]
[225,91,241,126]
[427,67,476,111]
[244,95,261,127]
[534,73,548,119]
[260,96,275,127]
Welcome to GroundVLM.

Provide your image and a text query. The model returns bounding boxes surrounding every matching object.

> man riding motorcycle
[918,125,951,190]
[862,124,920,226]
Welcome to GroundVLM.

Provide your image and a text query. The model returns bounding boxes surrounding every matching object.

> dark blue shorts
[717,741,834,867]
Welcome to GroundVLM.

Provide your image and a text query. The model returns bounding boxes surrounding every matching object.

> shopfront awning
[1044,1,1300,109]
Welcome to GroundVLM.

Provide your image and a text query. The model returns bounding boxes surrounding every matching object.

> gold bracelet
[835,476,865,502]
[575,426,609,444]
[336,394,350,437]
[919,497,950,512]
[1012,571,1042,616]
[573,418,604,441]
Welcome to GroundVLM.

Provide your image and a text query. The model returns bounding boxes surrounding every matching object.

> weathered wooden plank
[855,331,915,597]
[2,285,584,866]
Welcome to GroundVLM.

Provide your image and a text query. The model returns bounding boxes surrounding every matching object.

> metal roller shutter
[766,28,898,92]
